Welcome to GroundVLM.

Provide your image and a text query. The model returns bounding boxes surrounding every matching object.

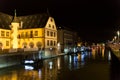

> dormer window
[51,18,53,22]
[52,25,54,29]
[49,24,51,27]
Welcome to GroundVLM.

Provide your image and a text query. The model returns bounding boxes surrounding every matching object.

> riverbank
[107,43,120,60]
[0,51,67,69]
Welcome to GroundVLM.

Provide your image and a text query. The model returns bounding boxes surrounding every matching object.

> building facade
[0,11,57,56]
[57,26,78,53]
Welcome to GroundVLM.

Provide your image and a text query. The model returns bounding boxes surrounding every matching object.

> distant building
[0,11,57,56]
[57,26,78,53]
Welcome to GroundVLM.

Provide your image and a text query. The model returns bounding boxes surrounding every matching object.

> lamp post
[117,30,120,42]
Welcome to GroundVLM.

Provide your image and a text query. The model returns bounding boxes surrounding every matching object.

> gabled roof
[17,13,49,29]
[0,12,49,29]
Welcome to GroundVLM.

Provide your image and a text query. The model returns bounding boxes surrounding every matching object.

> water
[0,47,119,80]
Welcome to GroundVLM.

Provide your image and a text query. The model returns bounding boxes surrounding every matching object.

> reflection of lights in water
[38,69,42,78]
[74,55,78,62]
[81,62,85,66]
[102,48,105,58]
[92,49,96,59]
[108,51,111,61]
[25,60,34,64]
[49,61,53,69]
[88,52,91,58]
[64,48,68,53]
[25,65,34,70]
[81,53,85,62]
[77,54,81,61]
[69,55,72,70]
[69,55,72,63]
[73,55,79,70]
[57,58,61,70]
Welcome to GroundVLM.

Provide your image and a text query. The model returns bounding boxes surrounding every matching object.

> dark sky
[0,0,120,43]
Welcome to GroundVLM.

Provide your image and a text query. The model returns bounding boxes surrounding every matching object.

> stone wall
[0,52,39,68]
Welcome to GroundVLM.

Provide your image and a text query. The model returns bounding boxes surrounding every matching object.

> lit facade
[0,12,57,55]
[57,26,78,53]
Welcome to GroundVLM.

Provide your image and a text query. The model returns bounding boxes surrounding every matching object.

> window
[25,32,28,38]
[54,32,56,37]
[51,32,53,36]
[50,40,53,46]
[51,18,53,22]
[1,31,5,37]
[54,41,56,46]
[6,41,9,46]
[49,24,51,27]
[21,32,24,38]
[30,31,33,38]
[6,32,9,37]
[34,31,38,36]
[47,40,49,46]
[17,34,20,39]
[29,42,34,48]
[52,25,54,29]
[47,31,49,36]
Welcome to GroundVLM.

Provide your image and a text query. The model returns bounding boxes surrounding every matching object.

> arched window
[36,42,42,49]
[0,42,3,50]
[29,42,34,48]
[22,42,27,48]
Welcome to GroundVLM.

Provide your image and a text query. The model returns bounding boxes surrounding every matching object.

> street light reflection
[24,65,34,70]
[57,58,61,70]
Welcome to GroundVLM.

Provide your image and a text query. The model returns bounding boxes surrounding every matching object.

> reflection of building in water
[102,48,105,58]
[68,55,72,70]
[108,51,111,61]
[57,57,61,70]
[92,49,96,59]
[42,59,59,80]
[0,70,41,80]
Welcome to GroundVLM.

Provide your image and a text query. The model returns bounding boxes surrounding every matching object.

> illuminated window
[21,32,24,38]
[47,40,49,46]
[51,32,53,36]
[54,32,56,37]
[54,41,56,46]
[50,40,53,46]
[34,31,38,36]
[47,31,49,36]
[30,31,33,38]
[17,34,20,39]
[51,18,53,22]
[6,32,9,37]
[6,41,9,46]
[49,24,51,27]
[29,42,34,48]
[52,25,54,29]
[1,31,5,37]
[25,32,28,38]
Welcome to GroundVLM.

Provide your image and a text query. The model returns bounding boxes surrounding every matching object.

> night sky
[0,0,120,43]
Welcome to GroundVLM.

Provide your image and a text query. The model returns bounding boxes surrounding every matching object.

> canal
[0,47,120,80]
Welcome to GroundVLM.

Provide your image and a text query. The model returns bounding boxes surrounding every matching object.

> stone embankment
[0,51,66,69]
[107,43,120,60]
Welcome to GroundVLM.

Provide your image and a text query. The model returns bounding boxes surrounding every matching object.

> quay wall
[0,52,39,68]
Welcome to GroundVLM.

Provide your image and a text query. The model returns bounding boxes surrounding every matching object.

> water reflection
[0,47,118,80]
